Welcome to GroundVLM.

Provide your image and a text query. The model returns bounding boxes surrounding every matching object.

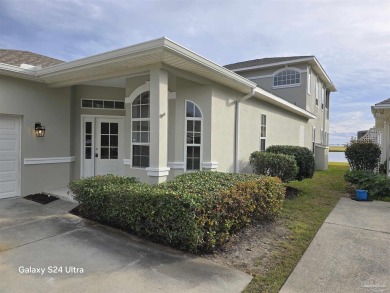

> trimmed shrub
[266,145,315,180]
[69,172,285,253]
[162,172,285,251]
[345,140,381,171]
[249,151,298,182]
[344,170,390,199]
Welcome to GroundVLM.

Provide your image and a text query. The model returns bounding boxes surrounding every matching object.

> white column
[147,68,170,184]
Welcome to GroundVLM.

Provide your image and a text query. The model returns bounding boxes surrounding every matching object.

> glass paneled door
[82,116,124,177]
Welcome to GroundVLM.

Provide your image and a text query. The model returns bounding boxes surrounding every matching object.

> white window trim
[312,127,316,154]
[272,67,302,89]
[184,100,203,172]
[321,86,325,111]
[260,114,267,151]
[81,99,125,110]
[129,87,151,169]
[315,78,319,108]
[307,66,311,95]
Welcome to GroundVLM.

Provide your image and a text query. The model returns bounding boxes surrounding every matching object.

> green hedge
[266,145,315,180]
[69,172,285,253]
[344,170,390,199]
[249,151,298,182]
[345,140,381,171]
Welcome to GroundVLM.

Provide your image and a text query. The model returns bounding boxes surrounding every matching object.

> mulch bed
[24,193,59,205]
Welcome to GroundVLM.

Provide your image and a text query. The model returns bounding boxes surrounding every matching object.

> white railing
[358,128,383,173]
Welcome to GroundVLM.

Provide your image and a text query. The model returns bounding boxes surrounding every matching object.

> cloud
[0,0,389,145]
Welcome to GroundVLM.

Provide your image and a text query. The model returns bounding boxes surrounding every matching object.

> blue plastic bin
[356,190,368,201]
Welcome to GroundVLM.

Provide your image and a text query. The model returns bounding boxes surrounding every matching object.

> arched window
[131,91,150,168]
[273,69,301,87]
[185,101,202,171]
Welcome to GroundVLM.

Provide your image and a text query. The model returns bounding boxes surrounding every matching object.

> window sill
[272,83,301,90]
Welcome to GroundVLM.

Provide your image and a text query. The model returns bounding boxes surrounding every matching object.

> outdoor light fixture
[35,122,46,137]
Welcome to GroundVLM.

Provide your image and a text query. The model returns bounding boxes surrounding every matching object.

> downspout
[234,88,256,173]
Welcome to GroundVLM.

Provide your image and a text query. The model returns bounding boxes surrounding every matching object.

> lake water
[328,151,348,163]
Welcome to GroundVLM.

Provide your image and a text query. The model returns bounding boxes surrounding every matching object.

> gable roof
[224,56,313,70]
[375,98,390,106]
[0,49,64,68]
[0,38,316,120]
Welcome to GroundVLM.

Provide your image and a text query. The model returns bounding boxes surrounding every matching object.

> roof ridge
[224,55,315,69]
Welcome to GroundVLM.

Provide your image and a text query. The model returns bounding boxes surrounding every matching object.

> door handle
[95,153,98,158]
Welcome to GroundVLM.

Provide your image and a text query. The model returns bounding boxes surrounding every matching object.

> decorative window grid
[131,92,150,168]
[273,69,300,87]
[81,99,125,110]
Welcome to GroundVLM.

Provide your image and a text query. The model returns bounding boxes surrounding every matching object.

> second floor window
[273,69,300,87]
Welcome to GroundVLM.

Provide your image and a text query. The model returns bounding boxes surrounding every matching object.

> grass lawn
[244,162,349,292]
[329,145,346,152]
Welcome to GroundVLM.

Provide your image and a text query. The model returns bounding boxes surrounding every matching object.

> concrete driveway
[0,197,251,293]
[280,197,390,293]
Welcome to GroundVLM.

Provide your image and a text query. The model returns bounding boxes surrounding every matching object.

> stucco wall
[239,97,309,172]
[0,75,72,195]
[210,85,238,173]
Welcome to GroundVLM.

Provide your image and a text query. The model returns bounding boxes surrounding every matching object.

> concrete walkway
[280,197,390,293]
[0,197,251,293]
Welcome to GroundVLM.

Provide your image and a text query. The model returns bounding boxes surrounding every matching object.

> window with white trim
[186,101,202,170]
[131,91,150,168]
[312,127,316,154]
[273,69,300,87]
[307,67,311,94]
[260,114,267,151]
[321,86,325,110]
[320,129,324,144]
[315,79,319,107]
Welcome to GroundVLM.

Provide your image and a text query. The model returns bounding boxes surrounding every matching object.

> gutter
[234,88,256,173]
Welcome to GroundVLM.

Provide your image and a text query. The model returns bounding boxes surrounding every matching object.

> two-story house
[0,38,335,199]
[225,56,336,169]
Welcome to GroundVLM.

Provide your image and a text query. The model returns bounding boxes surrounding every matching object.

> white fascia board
[162,38,257,90]
[372,104,390,110]
[254,87,316,119]
[230,57,315,72]
[309,57,336,92]
[38,38,167,76]
[37,37,257,93]
[0,63,41,81]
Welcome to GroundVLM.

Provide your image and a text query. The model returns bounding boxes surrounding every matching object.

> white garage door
[0,116,20,199]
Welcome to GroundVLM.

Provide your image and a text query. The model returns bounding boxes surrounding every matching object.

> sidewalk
[0,197,251,293]
[280,197,390,293]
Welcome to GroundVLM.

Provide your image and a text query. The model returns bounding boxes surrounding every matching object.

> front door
[82,116,124,178]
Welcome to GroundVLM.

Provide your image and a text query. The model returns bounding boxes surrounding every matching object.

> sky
[0,0,389,145]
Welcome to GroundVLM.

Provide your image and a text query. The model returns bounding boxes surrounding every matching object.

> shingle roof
[0,49,64,68]
[224,56,314,70]
[376,98,390,105]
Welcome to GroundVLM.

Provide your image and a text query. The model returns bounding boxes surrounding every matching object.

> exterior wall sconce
[35,122,46,137]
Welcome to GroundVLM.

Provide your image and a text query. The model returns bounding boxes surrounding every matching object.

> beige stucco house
[369,98,390,176]
[0,38,336,199]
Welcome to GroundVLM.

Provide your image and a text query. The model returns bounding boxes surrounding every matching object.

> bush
[344,170,390,199]
[266,145,315,180]
[69,172,285,253]
[249,151,298,182]
[379,159,387,174]
[345,140,381,171]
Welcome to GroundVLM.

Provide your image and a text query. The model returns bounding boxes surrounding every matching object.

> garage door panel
[0,137,17,148]
[0,116,20,199]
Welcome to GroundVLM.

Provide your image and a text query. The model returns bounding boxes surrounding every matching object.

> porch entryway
[81,116,125,178]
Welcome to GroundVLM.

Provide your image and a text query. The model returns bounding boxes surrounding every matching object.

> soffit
[36,38,256,93]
